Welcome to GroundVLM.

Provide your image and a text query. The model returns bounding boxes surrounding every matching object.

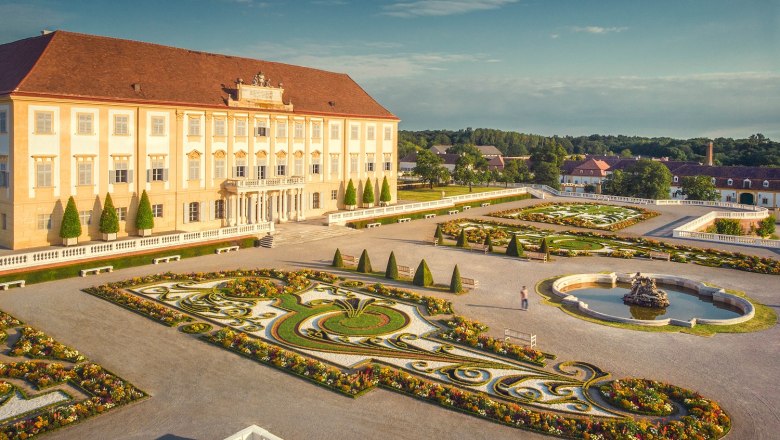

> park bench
[462,205,471,210]
[448,210,459,215]
[648,251,671,261]
[216,246,239,254]
[398,265,415,278]
[397,218,411,223]
[366,222,382,228]
[481,202,491,207]
[342,254,358,266]
[526,251,548,262]
[504,328,537,348]
[424,214,437,219]
[80,266,113,277]
[461,277,479,289]
[153,255,181,264]
[0,280,25,290]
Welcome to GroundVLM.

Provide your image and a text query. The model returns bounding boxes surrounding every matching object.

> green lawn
[398,185,505,201]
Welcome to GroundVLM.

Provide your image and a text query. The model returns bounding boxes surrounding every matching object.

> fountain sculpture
[623,272,670,308]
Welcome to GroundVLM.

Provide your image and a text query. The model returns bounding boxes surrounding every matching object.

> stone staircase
[260,223,360,248]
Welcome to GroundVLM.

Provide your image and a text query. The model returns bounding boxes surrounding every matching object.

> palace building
[0,31,398,250]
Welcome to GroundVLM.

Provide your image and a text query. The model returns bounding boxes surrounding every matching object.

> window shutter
[128,170,134,183]
[209,201,216,221]
[182,203,189,224]
[109,171,116,184]
[146,170,151,183]
[163,168,169,181]
[200,202,206,222]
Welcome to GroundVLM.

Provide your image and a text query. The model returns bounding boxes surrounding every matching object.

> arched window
[743,179,751,188]
[763,180,769,188]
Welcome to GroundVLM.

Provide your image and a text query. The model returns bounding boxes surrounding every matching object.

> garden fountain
[622,272,670,308]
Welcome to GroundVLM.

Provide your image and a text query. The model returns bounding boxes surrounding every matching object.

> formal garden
[438,219,780,275]
[490,202,659,231]
[0,311,146,438]
[81,268,731,439]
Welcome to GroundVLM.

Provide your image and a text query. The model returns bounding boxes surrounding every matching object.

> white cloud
[550,33,560,39]
[572,26,628,34]
[382,0,517,18]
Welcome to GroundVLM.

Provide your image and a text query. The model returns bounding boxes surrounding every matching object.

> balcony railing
[224,176,305,192]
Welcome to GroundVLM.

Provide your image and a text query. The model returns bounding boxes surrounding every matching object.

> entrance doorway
[739,193,754,205]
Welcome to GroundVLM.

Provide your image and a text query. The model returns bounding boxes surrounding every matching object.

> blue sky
[1,0,778,139]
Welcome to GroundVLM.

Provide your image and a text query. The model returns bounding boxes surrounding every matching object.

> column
[281,189,288,221]
[234,194,240,226]
[251,193,259,223]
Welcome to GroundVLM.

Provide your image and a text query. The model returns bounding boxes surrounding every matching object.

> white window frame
[188,116,201,136]
[255,121,268,137]
[276,164,286,176]
[37,214,52,230]
[214,118,226,137]
[350,125,359,140]
[115,207,128,222]
[151,158,166,182]
[79,210,91,226]
[113,159,129,184]
[330,154,339,174]
[367,126,375,141]
[188,158,201,180]
[152,204,163,218]
[35,112,53,134]
[235,119,247,137]
[312,123,321,139]
[36,161,53,187]
[0,111,6,133]
[77,113,93,135]
[214,158,226,179]
[188,202,200,222]
[294,122,304,139]
[77,161,93,186]
[384,126,392,141]
[114,115,129,135]
[350,154,358,174]
[151,116,166,136]
[330,124,339,139]
[276,121,287,138]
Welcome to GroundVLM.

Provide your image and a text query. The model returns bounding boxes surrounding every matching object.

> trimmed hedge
[60,196,82,239]
[357,249,372,273]
[385,251,399,279]
[413,259,433,287]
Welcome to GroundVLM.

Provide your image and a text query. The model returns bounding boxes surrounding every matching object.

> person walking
[520,285,529,310]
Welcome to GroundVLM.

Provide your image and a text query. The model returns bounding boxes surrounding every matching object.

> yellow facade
[0,95,397,249]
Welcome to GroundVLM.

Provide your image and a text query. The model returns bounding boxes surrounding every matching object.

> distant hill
[399,129,780,167]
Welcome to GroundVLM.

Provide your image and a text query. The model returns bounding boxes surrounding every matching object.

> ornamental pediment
[228,71,294,111]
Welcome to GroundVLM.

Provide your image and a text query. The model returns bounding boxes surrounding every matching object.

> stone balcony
[223,176,305,193]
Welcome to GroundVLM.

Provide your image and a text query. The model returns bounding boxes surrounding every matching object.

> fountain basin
[551,273,754,327]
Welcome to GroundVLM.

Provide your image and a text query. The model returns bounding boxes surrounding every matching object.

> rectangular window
[114,115,129,135]
[77,114,93,135]
[0,111,6,133]
[330,155,339,174]
[276,121,287,138]
[115,207,128,221]
[214,119,226,136]
[384,126,392,141]
[188,116,201,136]
[294,122,304,139]
[331,190,338,200]
[255,164,267,179]
[312,192,320,209]
[36,162,52,187]
[35,112,53,134]
[350,154,358,174]
[312,123,321,139]
[77,161,93,185]
[215,200,225,219]
[113,159,129,183]
[384,161,392,171]
[37,214,52,230]
[311,163,320,175]
[255,121,268,137]
[188,202,200,222]
[151,158,166,182]
[79,210,91,226]
[1,213,6,230]
[350,125,359,140]
[330,124,339,139]
[235,120,247,137]
[365,154,375,172]
[295,158,303,176]
[151,116,166,136]
[276,164,286,176]
[234,159,247,178]
[189,158,200,180]
[0,158,8,187]
[214,158,226,179]
[367,126,375,141]
[152,204,163,218]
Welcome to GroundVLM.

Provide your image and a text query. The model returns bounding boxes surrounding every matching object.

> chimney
[132,83,141,92]
[706,141,714,166]
[41,30,53,36]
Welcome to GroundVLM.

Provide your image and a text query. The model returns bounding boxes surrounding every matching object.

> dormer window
[711,178,716,185]
[763,180,769,188]
[673,176,678,183]
[743,179,751,188]
[727,179,733,186]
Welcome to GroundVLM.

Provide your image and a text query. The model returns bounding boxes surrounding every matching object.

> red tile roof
[1,31,397,120]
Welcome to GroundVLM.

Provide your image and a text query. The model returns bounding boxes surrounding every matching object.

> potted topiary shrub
[344,179,357,211]
[60,196,82,246]
[99,192,119,241]
[379,176,392,207]
[362,180,375,208]
[135,190,154,237]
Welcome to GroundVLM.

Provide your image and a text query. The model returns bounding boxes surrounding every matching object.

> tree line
[399,129,780,167]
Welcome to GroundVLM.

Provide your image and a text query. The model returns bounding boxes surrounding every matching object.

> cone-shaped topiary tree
[385,251,399,279]
[332,248,344,268]
[449,265,463,293]
[484,235,494,252]
[434,224,444,245]
[135,190,154,233]
[357,249,372,273]
[344,179,357,208]
[380,176,392,204]
[456,229,468,247]
[59,196,82,241]
[506,234,522,257]
[99,193,119,236]
[413,259,433,287]
[539,237,550,256]
[362,180,375,206]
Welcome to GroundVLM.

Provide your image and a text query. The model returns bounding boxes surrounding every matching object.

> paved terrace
[0,199,777,439]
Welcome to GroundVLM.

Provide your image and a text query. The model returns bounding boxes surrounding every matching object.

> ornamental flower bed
[599,378,675,416]
[439,316,547,366]
[491,202,658,231]
[0,362,73,389]
[222,277,284,298]
[0,311,21,330]
[11,327,86,363]
[84,285,193,327]
[362,283,453,315]
[205,328,378,396]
